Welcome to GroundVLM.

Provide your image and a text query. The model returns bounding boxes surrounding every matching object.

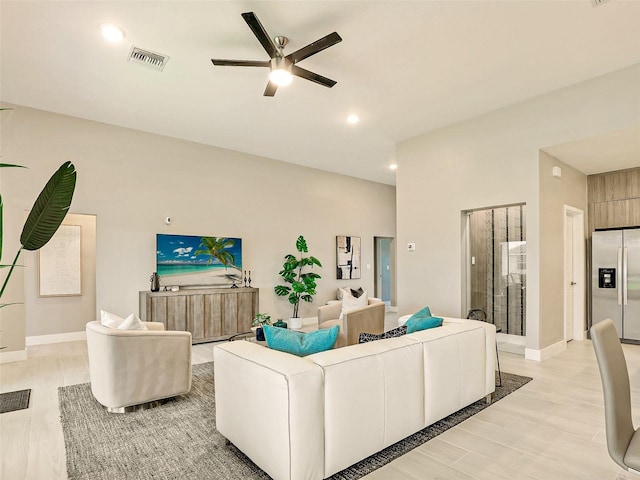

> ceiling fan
[211,12,342,97]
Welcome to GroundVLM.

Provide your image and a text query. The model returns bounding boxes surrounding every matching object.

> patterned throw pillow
[358,325,408,343]
[350,287,365,298]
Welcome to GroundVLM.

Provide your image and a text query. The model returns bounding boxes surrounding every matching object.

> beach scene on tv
[156,234,243,287]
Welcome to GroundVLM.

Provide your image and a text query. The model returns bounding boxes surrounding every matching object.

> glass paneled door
[467,205,526,336]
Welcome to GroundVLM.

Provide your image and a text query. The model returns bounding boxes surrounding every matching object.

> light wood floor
[1,338,639,479]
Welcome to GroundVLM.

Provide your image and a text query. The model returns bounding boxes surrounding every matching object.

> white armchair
[86,320,192,413]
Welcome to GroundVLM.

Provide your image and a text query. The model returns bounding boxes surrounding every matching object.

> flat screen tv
[156,234,243,287]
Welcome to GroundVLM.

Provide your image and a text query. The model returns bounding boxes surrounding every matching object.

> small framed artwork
[336,235,361,279]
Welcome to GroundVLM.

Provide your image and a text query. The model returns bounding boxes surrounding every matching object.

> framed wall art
[38,224,82,297]
[336,235,361,279]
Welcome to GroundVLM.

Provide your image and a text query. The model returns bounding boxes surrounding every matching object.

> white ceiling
[1,1,640,185]
[543,126,640,175]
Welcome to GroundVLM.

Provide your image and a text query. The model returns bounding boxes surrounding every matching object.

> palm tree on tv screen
[194,237,240,271]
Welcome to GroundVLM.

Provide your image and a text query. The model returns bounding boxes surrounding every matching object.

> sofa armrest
[214,342,325,480]
[318,301,342,324]
[342,303,385,346]
[144,321,165,331]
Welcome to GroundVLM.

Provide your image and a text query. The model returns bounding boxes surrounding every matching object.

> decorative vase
[255,327,265,342]
[289,317,302,330]
[150,272,160,292]
[273,320,287,329]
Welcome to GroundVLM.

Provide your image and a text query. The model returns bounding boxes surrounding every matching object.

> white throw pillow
[100,310,125,329]
[336,287,349,300]
[117,313,148,330]
[340,289,368,320]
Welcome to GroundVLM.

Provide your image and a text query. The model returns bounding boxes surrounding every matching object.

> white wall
[538,152,587,350]
[24,213,97,337]
[0,105,396,355]
[396,64,639,354]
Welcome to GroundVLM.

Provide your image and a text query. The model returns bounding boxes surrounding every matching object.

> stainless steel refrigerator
[591,228,640,340]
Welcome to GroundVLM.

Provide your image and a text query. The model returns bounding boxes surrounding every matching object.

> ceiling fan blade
[241,12,278,59]
[291,65,337,88]
[211,59,270,67]
[286,32,342,64]
[263,81,278,97]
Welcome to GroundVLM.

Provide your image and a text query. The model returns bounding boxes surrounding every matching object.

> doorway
[464,204,526,339]
[564,206,585,341]
[374,237,395,307]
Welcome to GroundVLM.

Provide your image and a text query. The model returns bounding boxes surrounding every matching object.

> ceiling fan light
[269,68,292,86]
[99,23,125,43]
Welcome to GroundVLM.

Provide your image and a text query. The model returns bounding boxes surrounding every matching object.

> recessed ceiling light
[100,23,125,43]
[347,114,360,125]
[389,163,398,171]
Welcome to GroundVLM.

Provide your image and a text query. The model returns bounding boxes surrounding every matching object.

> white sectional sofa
[213,318,496,480]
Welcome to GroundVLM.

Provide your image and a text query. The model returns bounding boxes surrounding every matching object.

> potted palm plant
[274,235,322,329]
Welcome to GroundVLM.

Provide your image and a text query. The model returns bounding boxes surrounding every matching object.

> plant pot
[289,317,302,330]
[255,327,265,342]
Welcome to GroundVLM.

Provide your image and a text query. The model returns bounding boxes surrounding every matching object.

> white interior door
[564,205,585,341]
[564,213,575,341]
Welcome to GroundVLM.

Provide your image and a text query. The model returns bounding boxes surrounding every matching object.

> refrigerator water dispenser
[598,268,616,288]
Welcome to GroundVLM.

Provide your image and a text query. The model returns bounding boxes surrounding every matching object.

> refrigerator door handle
[623,247,629,306]
[618,247,623,306]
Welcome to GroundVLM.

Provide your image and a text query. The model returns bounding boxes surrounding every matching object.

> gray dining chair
[590,318,640,474]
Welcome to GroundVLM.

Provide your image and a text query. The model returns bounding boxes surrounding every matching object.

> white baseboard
[26,331,86,346]
[525,340,567,362]
[0,349,27,364]
[497,332,526,345]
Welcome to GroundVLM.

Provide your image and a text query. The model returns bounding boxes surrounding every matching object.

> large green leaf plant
[0,161,77,305]
[274,235,322,318]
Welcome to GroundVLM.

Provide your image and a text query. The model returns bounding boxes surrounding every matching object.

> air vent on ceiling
[592,0,610,6]
[128,46,169,71]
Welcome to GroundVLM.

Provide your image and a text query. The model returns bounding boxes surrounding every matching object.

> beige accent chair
[591,318,640,474]
[317,299,385,347]
[86,320,192,413]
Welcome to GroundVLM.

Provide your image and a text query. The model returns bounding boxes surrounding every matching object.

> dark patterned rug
[59,362,531,480]
[0,388,31,414]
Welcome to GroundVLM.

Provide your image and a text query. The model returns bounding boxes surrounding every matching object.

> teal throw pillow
[409,306,432,320]
[405,315,443,334]
[263,324,340,357]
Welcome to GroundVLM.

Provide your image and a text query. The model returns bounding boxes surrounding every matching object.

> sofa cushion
[101,310,148,330]
[350,287,365,298]
[408,306,432,320]
[264,324,340,357]
[100,309,124,328]
[340,289,368,320]
[117,313,148,330]
[358,325,407,343]
[405,315,443,334]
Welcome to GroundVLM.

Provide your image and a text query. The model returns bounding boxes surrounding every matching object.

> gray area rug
[59,363,531,480]
[0,388,31,414]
